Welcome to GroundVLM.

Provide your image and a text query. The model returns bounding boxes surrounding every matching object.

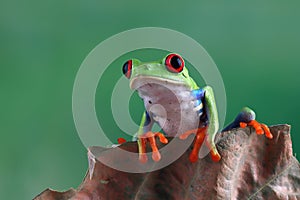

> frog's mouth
[130,76,188,91]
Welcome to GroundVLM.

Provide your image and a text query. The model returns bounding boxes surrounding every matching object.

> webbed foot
[223,107,273,139]
[240,120,273,139]
[180,127,221,163]
[138,132,168,163]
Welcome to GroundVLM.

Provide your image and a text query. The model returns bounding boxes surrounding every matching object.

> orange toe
[210,151,221,162]
[148,135,161,162]
[138,132,167,163]
[139,153,148,163]
[152,151,161,162]
[240,122,247,128]
[155,132,168,144]
[117,137,127,144]
[249,120,264,134]
[261,123,273,139]
[240,120,273,139]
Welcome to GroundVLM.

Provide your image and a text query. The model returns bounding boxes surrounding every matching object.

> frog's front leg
[223,107,273,139]
[137,111,168,163]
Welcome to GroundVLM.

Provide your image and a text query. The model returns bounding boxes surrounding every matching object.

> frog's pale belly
[136,82,202,137]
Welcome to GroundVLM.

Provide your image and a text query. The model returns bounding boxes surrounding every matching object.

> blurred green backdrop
[1,1,299,199]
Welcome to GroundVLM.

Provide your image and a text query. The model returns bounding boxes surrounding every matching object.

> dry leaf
[34,125,300,200]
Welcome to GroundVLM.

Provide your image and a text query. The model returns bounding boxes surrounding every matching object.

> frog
[121,53,273,163]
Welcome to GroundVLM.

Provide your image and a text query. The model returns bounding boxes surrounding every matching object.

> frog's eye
[165,53,184,73]
[122,60,132,79]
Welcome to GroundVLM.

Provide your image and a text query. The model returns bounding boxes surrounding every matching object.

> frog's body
[122,53,272,163]
[131,77,203,137]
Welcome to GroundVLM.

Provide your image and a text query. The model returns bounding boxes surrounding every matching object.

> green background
[1,1,299,199]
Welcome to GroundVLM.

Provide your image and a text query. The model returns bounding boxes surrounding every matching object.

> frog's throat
[130,76,189,90]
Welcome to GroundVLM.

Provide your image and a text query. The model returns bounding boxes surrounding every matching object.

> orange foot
[180,127,221,163]
[117,137,127,144]
[138,132,168,163]
[240,120,273,139]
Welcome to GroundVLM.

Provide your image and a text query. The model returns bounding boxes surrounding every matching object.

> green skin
[128,55,219,161]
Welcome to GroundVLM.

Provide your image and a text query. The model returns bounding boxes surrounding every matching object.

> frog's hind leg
[223,107,273,139]
[222,107,256,131]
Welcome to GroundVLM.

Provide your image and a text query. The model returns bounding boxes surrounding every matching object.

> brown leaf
[34,188,76,200]
[34,125,300,200]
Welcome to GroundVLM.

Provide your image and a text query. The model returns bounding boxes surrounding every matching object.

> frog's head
[122,53,198,90]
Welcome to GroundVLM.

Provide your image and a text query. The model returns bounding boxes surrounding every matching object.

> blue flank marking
[191,88,205,99]
[192,89,205,116]
[144,111,151,126]
[194,100,202,107]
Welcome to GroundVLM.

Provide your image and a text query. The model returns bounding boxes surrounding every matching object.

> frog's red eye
[122,60,132,79]
[165,54,184,73]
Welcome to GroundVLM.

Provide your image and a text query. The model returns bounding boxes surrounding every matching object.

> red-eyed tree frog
[121,53,273,163]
